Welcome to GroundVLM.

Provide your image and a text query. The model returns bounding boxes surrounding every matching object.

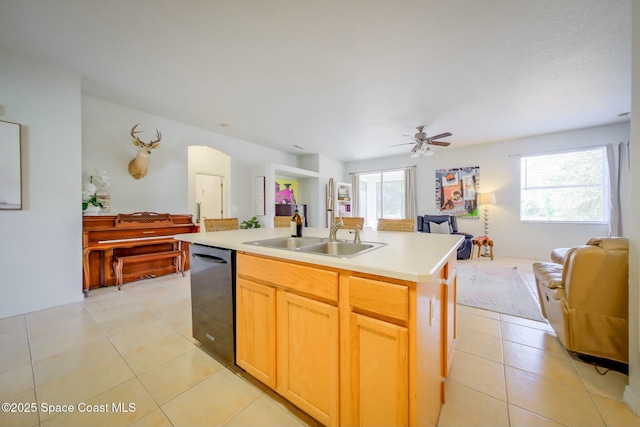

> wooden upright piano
[82,212,199,295]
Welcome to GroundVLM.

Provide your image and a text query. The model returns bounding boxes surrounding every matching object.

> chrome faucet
[327,177,342,241]
[327,178,335,223]
[329,215,343,241]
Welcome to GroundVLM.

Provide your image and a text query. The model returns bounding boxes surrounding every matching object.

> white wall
[0,50,305,320]
[82,96,299,222]
[346,122,630,260]
[624,0,640,414]
[308,154,347,227]
[0,120,21,206]
[0,47,83,319]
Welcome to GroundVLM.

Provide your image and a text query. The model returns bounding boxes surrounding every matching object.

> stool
[113,250,186,289]
[472,238,494,260]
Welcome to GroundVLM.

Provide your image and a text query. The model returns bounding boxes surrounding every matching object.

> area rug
[456,263,545,322]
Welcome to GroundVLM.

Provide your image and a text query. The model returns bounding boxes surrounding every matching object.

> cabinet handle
[192,253,227,264]
[429,296,435,326]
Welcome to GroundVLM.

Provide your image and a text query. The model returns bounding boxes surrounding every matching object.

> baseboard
[623,385,639,415]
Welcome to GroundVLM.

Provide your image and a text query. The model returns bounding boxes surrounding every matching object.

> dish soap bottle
[291,209,303,238]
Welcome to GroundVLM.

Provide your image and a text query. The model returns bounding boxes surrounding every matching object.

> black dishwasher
[190,244,235,365]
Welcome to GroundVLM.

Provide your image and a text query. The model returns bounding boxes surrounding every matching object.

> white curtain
[404,166,417,221]
[350,173,360,216]
[607,141,630,236]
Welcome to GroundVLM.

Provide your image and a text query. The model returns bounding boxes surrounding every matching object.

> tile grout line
[84,283,243,426]
[497,313,602,426]
[565,349,618,425]
[499,316,512,427]
[23,313,41,427]
[80,297,163,425]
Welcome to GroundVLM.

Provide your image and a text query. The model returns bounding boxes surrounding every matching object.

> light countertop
[176,227,462,283]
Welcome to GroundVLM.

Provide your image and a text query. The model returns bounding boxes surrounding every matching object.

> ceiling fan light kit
[389,125,453,157]
[410,146,434,158]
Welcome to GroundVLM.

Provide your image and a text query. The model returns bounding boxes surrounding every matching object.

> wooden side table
[472,237,494,260]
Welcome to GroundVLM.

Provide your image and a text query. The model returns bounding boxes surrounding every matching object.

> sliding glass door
[357,169,405,229]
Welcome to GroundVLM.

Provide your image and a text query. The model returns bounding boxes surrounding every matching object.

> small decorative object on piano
[92,169,111,213]
[82,170,110,214]
[91,169,111,191]
[82,181,100,211]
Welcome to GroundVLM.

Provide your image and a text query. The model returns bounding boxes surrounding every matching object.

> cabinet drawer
[349,276,408,322]
[238,253,338,303]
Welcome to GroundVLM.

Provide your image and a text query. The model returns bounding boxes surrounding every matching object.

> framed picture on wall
[255,176,265,216]
[0,120,22,210]
[435,166,479,218]
[275,177,299,204]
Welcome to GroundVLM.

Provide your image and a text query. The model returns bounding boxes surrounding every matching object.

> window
[357,169,406,229]
[520,147,608,222]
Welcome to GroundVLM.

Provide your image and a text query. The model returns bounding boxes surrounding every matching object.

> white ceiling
[0,0,632,162]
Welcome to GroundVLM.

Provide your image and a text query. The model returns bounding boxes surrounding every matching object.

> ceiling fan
[389,126,452,158]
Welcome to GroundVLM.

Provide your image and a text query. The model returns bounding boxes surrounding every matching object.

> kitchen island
[176,227,462,427]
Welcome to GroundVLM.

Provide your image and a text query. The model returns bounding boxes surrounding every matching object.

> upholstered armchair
[416,214,473,259]
[533,237,629,363]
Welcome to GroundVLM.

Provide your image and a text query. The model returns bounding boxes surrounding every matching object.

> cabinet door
[277,291,339,427]
[236,278,276,388]
[349,312,408,427]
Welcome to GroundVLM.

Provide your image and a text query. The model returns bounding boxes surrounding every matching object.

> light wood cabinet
[348,312,408,426]
[236,253,340,426]
[236,251,456,427]
[343,273,445,427]
[348,276,408,322]
[277,291,339,426]
[236,277,276,388]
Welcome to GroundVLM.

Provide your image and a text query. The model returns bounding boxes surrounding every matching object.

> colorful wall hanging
[275,177,299,205]
[435,166,480,218]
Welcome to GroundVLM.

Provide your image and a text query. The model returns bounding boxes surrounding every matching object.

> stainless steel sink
[244,236,325,250]
[298,241,386,258]
[243,236,386,258]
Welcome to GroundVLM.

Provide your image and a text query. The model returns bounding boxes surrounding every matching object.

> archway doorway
[187,146,230,231]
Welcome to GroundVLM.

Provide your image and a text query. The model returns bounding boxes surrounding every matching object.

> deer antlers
[128,124,162,179]
[130,124,162,148]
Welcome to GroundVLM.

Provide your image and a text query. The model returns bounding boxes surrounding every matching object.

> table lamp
[478,192,496,256]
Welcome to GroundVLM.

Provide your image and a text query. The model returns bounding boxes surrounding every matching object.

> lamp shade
[410,146,433,158]
[478,192,496,205]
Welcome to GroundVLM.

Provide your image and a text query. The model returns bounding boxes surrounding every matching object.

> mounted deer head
[128,124,161,179]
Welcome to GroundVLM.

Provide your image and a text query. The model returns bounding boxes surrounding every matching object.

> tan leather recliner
[533,237,629,363]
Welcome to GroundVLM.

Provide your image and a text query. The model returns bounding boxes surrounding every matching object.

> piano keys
[82,212,198,295]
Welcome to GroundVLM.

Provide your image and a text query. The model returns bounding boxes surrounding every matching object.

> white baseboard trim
[623,385,640,415]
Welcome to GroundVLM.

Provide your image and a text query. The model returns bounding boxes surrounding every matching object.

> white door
[196,173,223,222]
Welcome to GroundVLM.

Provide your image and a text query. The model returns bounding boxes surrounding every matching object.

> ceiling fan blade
[388,142,416,147]
[410,144,420,153]
[429,140,451,147]
[427,132,452,141]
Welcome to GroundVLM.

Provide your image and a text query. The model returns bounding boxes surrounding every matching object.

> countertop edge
[176,228,463,283]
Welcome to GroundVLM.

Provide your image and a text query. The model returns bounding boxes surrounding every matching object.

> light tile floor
[438,256,638,427]
[0,256,637,426]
